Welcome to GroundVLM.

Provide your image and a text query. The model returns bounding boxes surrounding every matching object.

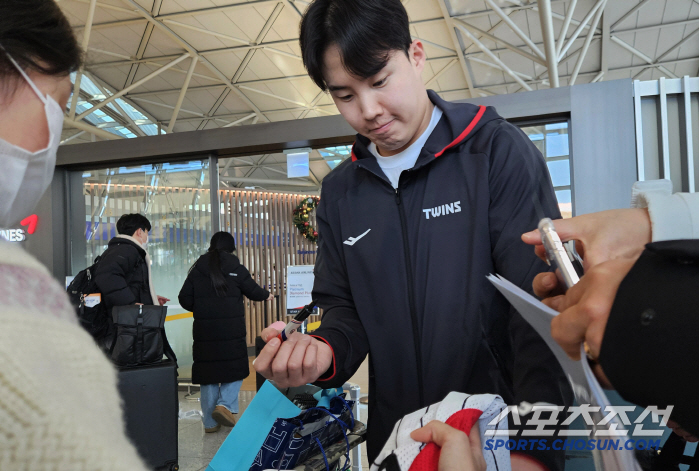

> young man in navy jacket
[255,0,573,468]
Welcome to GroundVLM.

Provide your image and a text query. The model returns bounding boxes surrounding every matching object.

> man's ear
[409,39,427,75]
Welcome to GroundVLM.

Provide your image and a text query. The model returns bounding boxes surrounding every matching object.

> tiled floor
[176,389,253,471]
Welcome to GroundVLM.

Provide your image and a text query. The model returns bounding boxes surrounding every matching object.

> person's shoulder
[107,237,144,256]
[220,252,242,270]
[318,156,358,205]
[323,157,354,186]
[0,241,51,276]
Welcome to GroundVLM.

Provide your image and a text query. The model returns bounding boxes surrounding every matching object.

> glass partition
[71,161,212,378]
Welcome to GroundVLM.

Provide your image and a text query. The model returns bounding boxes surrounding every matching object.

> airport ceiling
[57,0,699,188]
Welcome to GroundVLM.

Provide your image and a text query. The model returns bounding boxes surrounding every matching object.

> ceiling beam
[85,72,147,137]
[556,0,578,58]
[69,0,97,119]
[464,55,699,92]
[558,0,606,60]
[538,0,560,87]
[73,0,281,30]
[611,0,653,31]
[437,0,474,97]
[601,7,610,77]
[64,118,124,140]
[76,53,190,120]
[455,23,532,91]
[167,56,198,133]
[453,19,546,66]
[120,0,269,122]
[196,1,285,130]
[570,0,606,85]
[485,0,545,61]
[125,75,309,98]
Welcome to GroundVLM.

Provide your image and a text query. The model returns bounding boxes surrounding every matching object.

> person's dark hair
[300,0,412,91]
[116,213,152,236]
[207,232,236,297]
[0,0,83,93]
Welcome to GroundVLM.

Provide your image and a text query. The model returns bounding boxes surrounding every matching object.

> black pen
[277,300,318,341]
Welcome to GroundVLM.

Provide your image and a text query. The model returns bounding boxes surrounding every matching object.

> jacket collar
[110,235,146,257]
[348,90,493,183]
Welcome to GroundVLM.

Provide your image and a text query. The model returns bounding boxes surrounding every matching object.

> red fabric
[350,143,358,162]
[408,408,483,471]
[434,105,486,158]
[309,335,337,382]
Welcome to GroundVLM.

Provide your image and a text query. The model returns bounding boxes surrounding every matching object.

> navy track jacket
[311,91,573,470]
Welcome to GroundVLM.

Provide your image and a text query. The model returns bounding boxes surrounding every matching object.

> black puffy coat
[94,237,153,312]
[178,252,269,385]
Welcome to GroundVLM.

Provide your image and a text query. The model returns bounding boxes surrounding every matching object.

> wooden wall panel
[219,189,320,345]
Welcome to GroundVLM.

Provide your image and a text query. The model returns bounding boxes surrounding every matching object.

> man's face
[134,228,149,246]
[323,40,428,156]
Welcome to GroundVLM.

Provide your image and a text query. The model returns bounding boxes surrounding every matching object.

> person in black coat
[178,231,271,433]
[94,213,167,348]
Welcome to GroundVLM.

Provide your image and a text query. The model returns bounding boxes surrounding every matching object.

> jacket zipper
[395,186,425,407]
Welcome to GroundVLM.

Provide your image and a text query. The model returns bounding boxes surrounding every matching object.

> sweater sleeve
[632,179,699,241]
[236,265,270,301]
[178,272,195,312]
[487,122,574,471]
[309,192,371,388]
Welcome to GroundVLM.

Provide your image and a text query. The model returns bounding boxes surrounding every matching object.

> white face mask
[0,53,64,229]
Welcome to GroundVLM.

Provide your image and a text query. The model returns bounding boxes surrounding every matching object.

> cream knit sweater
[0,241,148,470]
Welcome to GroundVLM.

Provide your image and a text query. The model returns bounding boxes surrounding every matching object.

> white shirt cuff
[631,180,699,241]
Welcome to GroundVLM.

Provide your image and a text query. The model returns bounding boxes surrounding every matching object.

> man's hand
[522,208,651,272]
[411,421,486,471]
[546,258,636,364]
[157,295,170,306]
[253,327,333,388]
[267,293,274,301]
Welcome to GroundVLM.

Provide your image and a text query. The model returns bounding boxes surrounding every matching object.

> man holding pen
[256,0,572,468]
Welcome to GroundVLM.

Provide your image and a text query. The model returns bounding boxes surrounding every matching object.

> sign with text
[286,265,317,315]
[0,215,39,243]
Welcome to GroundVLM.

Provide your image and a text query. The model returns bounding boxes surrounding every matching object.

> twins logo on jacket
[310,91,570,468]
[422,201,461,220]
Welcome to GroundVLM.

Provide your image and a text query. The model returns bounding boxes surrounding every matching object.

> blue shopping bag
[207,381,354,471]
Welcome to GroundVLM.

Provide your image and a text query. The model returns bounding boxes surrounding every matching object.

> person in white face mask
[0,1,148,469]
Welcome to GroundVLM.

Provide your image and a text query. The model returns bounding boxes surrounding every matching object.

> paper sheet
[487,274,642,471]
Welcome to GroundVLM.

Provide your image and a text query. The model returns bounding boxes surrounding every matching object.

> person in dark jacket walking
[94,213,168,348]
[179,232,272,433]
[255,1,573,469]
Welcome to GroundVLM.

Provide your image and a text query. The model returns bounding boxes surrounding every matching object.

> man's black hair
[0,0,83,93]
[116,214,152,236]
[300,0,413,91]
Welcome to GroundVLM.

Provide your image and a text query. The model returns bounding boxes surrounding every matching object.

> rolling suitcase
[117,360,179,471]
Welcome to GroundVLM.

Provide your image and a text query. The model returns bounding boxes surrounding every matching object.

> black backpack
[67,256,110,340]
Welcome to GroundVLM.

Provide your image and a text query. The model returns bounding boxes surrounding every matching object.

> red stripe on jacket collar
[435,104,486,158]
[351,105,486,161]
